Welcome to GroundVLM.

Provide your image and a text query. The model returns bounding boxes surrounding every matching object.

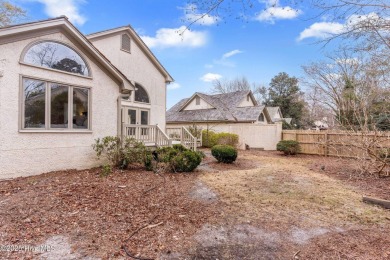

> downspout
[118,91,132,139]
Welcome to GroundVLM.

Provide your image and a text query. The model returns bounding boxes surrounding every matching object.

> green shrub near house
[93,136,147,175]
[276,140,301,155]
[211,145,238,163]
[143,145,203,173]
[171,150,203,172]
[93,137,203,174]
[202,130,239,148]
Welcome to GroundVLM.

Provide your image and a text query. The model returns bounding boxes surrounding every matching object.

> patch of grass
[200,154,389,229]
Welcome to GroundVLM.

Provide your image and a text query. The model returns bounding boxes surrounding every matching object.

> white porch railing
[166,127,200,151]
[122,124,198,150]
[122,124,172,147]
[181,127,197,151]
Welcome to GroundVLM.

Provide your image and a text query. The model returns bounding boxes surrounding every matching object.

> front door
[122,107,150,139]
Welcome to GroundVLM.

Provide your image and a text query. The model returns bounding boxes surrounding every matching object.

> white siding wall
[167,122,282,150]
[0,32,120,179]
[89,34,167,129]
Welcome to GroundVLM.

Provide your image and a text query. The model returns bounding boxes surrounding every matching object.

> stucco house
[0,17,175,179]
[166,91,282,150]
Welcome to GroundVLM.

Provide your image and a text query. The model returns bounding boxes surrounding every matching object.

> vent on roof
[196,96,200,105]
[121,34,131,52]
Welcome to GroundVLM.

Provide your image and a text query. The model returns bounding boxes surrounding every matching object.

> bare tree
[303,48,390,176]
[186,0,389,53]
[309,0,390,50]
[211,76,265,103]
[0,0,25,27]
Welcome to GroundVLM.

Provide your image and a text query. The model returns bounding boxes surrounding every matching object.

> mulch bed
[0,167,220,259]
[307,156,390,201]
[0,151,389,259]
[299,228,390,259]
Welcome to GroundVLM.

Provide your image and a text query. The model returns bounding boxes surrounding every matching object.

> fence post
[324,132,328,157]
[294,131,298,141]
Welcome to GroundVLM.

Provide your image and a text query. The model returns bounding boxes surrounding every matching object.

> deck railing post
[194,137,197,151]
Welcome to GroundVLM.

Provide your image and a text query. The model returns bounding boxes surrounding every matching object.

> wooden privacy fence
[282,130,390,158]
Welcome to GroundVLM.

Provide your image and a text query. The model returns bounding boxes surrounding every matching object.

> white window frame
[20,76,92,133]
[20,39,93,78]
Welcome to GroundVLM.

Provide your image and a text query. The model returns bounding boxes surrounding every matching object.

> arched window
[258,113,265,122]
[23,41,90,76]
[134,83,149,103]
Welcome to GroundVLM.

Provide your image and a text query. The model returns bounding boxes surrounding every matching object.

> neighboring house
[166,91,282,150]
[312,118,329,130]
[265,106,292,124]
[167,91,272,124]
[0,17,173,179]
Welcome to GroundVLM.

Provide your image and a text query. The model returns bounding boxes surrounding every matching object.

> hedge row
[202,130,239,148]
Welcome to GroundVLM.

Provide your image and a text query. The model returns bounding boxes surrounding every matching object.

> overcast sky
[17,0,345,108]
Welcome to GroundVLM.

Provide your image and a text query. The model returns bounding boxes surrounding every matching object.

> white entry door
[123,107,149,125]
[122,107,151,140]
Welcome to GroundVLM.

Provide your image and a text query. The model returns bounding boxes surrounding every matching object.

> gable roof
[265,106,284,122]
[86,26,173,83]
[167,91,270,123]
[179,90,256,112]
[0,16,135,92]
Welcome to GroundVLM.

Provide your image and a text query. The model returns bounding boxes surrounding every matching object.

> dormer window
[196,96,200,105]
[247,95,250,101]
[121,34,131,52]
[258,113,265,122]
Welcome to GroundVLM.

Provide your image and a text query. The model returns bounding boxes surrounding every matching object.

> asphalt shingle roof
[166,91,265,123]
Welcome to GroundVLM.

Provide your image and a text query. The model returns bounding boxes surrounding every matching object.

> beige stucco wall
[0,32,121,179]
[89,34,167,129]
[167,122,282,150]
[183,96,214,110]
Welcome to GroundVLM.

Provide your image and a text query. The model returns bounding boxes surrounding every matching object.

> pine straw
[0,168,219,259]
[0,151,389,259]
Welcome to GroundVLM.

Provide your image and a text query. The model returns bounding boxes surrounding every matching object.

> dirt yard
[0,150,389,259]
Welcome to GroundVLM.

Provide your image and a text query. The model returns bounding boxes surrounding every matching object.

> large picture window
[22,78,90,130]
[23,41,90,76]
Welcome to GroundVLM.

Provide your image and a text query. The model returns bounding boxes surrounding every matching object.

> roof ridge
[0,16,66,30]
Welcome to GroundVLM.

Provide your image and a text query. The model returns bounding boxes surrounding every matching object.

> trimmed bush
[202,130,239,148]
[216,132,239,147]
[276,140,301,155]
[156,147,178,163]
[172,144,188,152]
[211,145,238,163]
[144,145,203,173]
[171,150,202,172]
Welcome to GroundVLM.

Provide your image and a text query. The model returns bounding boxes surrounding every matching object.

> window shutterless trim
[20,62,93,80]
[20,39,93,78]
[20,76,92,132]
